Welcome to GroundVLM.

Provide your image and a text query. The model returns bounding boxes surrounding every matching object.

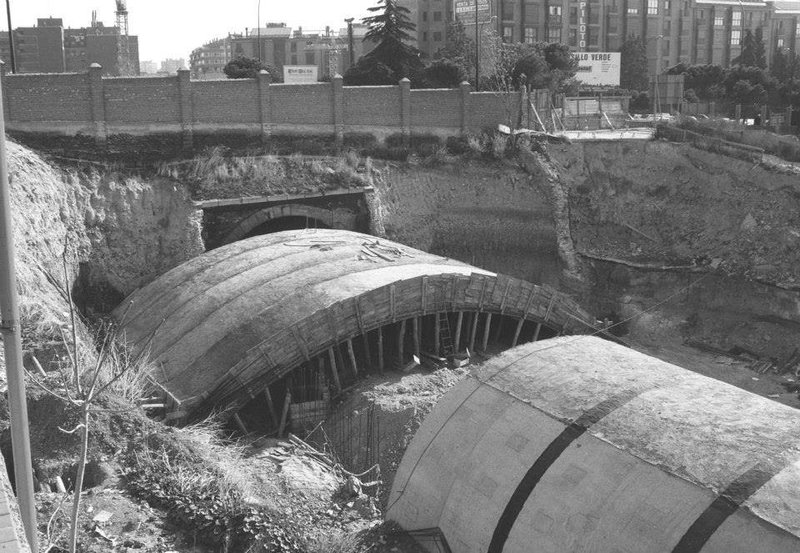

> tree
[771,47,800,84]
[345,0,424,85]
[434,20,475,81]
[223,57,282,81]
[735,29,767,68]
[620,35,649,91]
[420,59,467,88]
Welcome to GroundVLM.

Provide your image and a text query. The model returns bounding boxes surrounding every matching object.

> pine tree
[736,29,767,68]
[361,0,423,79]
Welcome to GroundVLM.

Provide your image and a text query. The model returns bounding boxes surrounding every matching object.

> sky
[12,0,377,62]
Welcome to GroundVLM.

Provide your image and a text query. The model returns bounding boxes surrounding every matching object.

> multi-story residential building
[398,0,453,58]
[159,58,187,74]
[0,16,139,75]
[140,60,158,74]
[192,23,376,81]
[455,0,800,74]
[190,38,233,80]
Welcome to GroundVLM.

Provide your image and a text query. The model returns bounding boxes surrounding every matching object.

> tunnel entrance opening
[243,215,331,238]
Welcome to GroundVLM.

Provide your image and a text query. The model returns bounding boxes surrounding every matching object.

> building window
[589,29,599,45]
[609,20,618,33]
[503,26,513,42]
[570,7,578,24]
[290,42,297,52]
[291,54,298,64]
[422,11,428,21]
[569,28,578,45]
[796,22,800,34]
[714,16,724,26]
[524,27,537,43]
[698,9,704,19]
[628,7,639,14]
[422,31,428,41]
[548,5,562,16]
[647,0,658,15]
[731,29,741,45]
[547,26,561,42]
[664,0,670,11]
[305,52,315,64]
[732,11,741,26]
[433,31,442,41]
[778,37,785,47]
[433,11,442,21]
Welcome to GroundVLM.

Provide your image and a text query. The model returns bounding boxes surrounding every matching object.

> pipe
[0,64,37,549]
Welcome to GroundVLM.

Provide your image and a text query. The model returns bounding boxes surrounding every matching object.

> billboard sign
[454,0,491,25]
[571,52,621,86]
[283,65,318,84]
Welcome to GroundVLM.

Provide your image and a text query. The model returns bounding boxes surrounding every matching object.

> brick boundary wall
[0,64,529,151]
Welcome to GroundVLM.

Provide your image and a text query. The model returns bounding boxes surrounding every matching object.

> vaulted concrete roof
[115,229,595,415]
[389,337,800,553]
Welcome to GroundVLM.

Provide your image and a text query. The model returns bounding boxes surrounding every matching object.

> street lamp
[5,0,15,72]
[345,17,355,68]
[257,0,261,63]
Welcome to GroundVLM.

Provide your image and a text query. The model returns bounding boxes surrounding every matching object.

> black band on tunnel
[670,462,781,553]
[486,389,644,553]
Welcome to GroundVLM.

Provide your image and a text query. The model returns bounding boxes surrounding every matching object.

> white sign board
[454,0,491,25]
[283,65,318,84]
[571,52,621,86]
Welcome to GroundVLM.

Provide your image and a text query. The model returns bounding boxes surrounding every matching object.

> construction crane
[115,0,133,75]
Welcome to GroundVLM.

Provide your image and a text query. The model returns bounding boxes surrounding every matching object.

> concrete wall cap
[259,69,270,75]
[333,73,343,79]
[89,63,101,68]
[399,77,411,83]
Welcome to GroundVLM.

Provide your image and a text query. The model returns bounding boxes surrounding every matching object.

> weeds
[126,420,304,552]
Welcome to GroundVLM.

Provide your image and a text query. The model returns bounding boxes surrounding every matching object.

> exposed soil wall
[2,140,203,365]
[552,139,800,359]
[371,160,561,287]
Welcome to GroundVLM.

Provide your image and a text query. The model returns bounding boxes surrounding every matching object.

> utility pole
[345,17,355,68]
[0,63,37,550]
[5,0,15,73]
[474,0,479,90]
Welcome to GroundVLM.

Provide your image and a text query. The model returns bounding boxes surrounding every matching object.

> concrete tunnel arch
[220,203,358,246]
[387,336,800,553]
[114,229,597,421]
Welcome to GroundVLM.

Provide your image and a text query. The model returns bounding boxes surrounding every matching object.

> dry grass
[674,117,800,162]
[156,147,371,200]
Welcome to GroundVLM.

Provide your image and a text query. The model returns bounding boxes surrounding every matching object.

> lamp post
[345,17,355,68]
[257,0,261,63]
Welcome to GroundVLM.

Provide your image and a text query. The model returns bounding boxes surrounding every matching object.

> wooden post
[511,318,525,348]
[482,313,493,351]
[434,314,441,355]
[493,315,504,344]
[263,388,279,428]
[398,319,406,366]
[328,348,342,393]
[346,338,358,376]
[233,413,249,435]
[361,333,372,372]
[413,316,421,357]
[454,312,464,352]
[278,386,292,437]
[377,328,385,373]
[532,321,542,342]
[469,311,479,352]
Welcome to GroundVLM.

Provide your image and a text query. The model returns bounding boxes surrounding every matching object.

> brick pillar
[710,101,716,118]
[87,63,106,146]
[787,106,794,132]
[257,69,272,145]
[177,69,193,154]
[0,61,9,125]
[760,104,768,126]
[332,74,344,146]
[399,77,411,146]
[735,103,742,121]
